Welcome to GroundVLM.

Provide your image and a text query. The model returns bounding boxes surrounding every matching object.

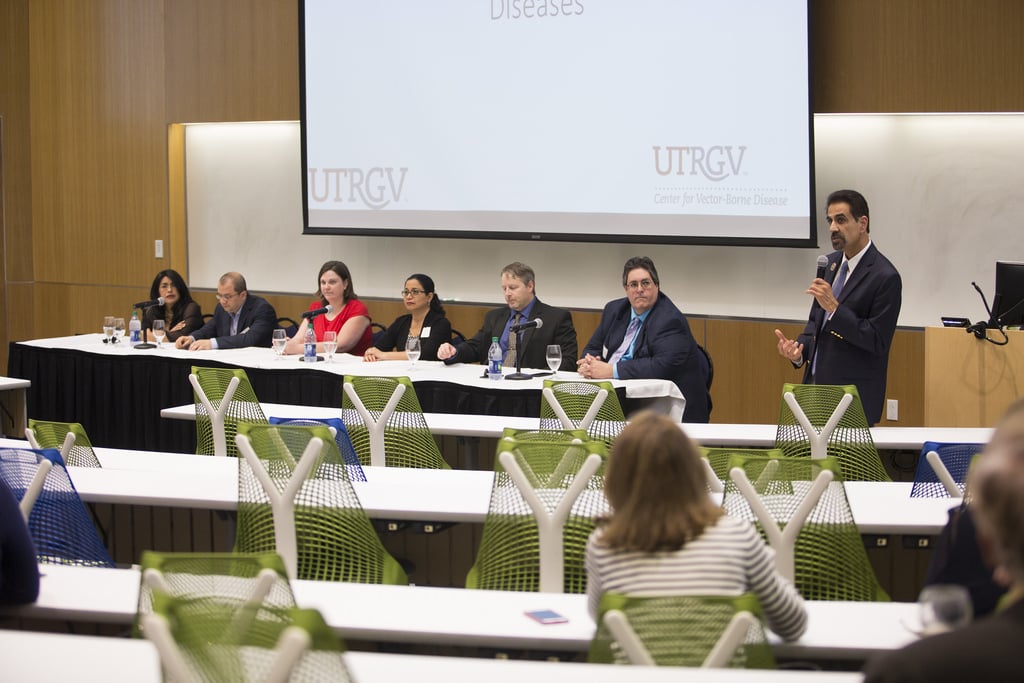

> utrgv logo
[652,146,747,182]
[308,167,408,209]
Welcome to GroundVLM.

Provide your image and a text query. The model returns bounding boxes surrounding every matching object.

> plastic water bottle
[304,324,318,362]
[128,311,142,347]
[487,336,502,380]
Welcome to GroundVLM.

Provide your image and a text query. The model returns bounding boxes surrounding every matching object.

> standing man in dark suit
[578,256,710,423]
[774,189,902,425]
[175,271,278,350]
[437,262,577,371]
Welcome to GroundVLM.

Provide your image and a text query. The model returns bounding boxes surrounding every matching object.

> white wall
[185,115,1024,327]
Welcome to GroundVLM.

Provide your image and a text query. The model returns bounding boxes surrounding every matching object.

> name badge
[421,327,431,337]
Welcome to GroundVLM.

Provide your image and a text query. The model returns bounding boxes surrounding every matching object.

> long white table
[0,438,964,535]
[0,630,863,682]
[160,401,995,449]
[0,563,919,663]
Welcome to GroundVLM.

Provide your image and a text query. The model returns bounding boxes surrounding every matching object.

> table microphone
[510,318,543,332]
[815,254,828,280]
[133,296,165,308]
[302,304,333,319]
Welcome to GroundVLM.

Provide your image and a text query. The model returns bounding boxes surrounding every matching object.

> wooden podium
[924,327,1024,427]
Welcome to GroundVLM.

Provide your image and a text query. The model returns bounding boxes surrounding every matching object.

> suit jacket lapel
[836,244,876,303]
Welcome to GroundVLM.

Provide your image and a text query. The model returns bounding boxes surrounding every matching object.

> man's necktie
[812,260,849,375]
[609,317,641,365]
[831,261,849,300]
[504,312,521,368]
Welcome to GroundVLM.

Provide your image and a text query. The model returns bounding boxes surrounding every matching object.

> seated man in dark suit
[175,271,277,351]
[578,256,710,423]
[436,262,577,372]
[863,398,1024,683]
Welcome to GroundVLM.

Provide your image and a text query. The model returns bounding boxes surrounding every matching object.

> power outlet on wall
[886,399,898,421]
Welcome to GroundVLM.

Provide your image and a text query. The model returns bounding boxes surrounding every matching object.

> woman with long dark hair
[142,269,203,342]
[364,274,452,362]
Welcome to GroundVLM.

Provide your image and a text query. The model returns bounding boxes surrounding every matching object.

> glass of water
[113,318,126,344]
[151,319,166,348]
[103,316,115,344]
[323,330,338,362]
[406,335,422,365]
[272,329,288,359]
[546,344,562,376]
[917,584,973,635]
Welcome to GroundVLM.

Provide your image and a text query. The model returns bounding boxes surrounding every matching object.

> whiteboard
[185,115,1024,327]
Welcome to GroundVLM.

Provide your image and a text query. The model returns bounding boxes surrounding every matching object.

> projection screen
[301,0,814,246]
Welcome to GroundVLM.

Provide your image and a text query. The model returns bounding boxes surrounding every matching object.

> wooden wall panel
[164,0,300,123]
[0,0,32,373]
[812,0,1024,113]
[28,0,167,287]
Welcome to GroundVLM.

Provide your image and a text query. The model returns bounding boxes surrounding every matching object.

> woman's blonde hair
[598,412,721,552]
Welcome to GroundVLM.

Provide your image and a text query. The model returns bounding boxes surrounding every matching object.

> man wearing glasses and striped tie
[578,256,710,423]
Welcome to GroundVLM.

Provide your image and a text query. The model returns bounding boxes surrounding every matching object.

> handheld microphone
[510,318,543,332]
[815,254,828,280]
[302,304,333,320]
[133,296,165,308]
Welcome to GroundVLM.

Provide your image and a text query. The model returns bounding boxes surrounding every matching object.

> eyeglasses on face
[625,279,655,291]
[215,291,239,302]
[400,289,425,297]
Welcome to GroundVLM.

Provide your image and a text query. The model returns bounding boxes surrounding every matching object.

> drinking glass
[272,329,288,359]
[113,318,126,344]
[545,344,562,375]
[406,335,422,365]
[917,585,972,635]
[151,319,166,348]
[103,316,115,344]
[323,330,338,362]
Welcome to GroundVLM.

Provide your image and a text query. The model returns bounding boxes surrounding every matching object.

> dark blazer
[862,597,1024,683]
[190,293,277,350]
[374,309,452,362]
[796,243,902,425]
[583,292,709,423]
[452,298,578,371]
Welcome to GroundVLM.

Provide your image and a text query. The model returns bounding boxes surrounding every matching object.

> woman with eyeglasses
[364,274,452,362]
[142,269,204,342]
[284,260,374,356]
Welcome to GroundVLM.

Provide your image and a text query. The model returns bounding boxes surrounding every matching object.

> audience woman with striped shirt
[584,412,807,641]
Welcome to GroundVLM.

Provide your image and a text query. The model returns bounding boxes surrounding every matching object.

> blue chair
[268,416,365,481]
[0,447,114,567]
[910,442,984,498]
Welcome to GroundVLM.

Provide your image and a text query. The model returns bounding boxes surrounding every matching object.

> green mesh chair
[466,436,607,593]
[341,375,449,469]
[26,419,101,468]
[700,447,787,494]
[724,452,889,602]
[540,379,627,446]
[775,383,891,482]
[588,593,775,668]
[141,596,353,683]
[190,366,268,458]
[135,551,297,637]
[234,423,407,584]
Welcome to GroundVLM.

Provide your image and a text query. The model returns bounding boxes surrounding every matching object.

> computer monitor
[994,261,1024,328]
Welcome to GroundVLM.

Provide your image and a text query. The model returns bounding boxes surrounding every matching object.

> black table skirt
[7,342,627,452]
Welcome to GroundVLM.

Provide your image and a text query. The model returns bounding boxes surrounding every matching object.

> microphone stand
[134,303,158,350]
[504,328,534,380]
